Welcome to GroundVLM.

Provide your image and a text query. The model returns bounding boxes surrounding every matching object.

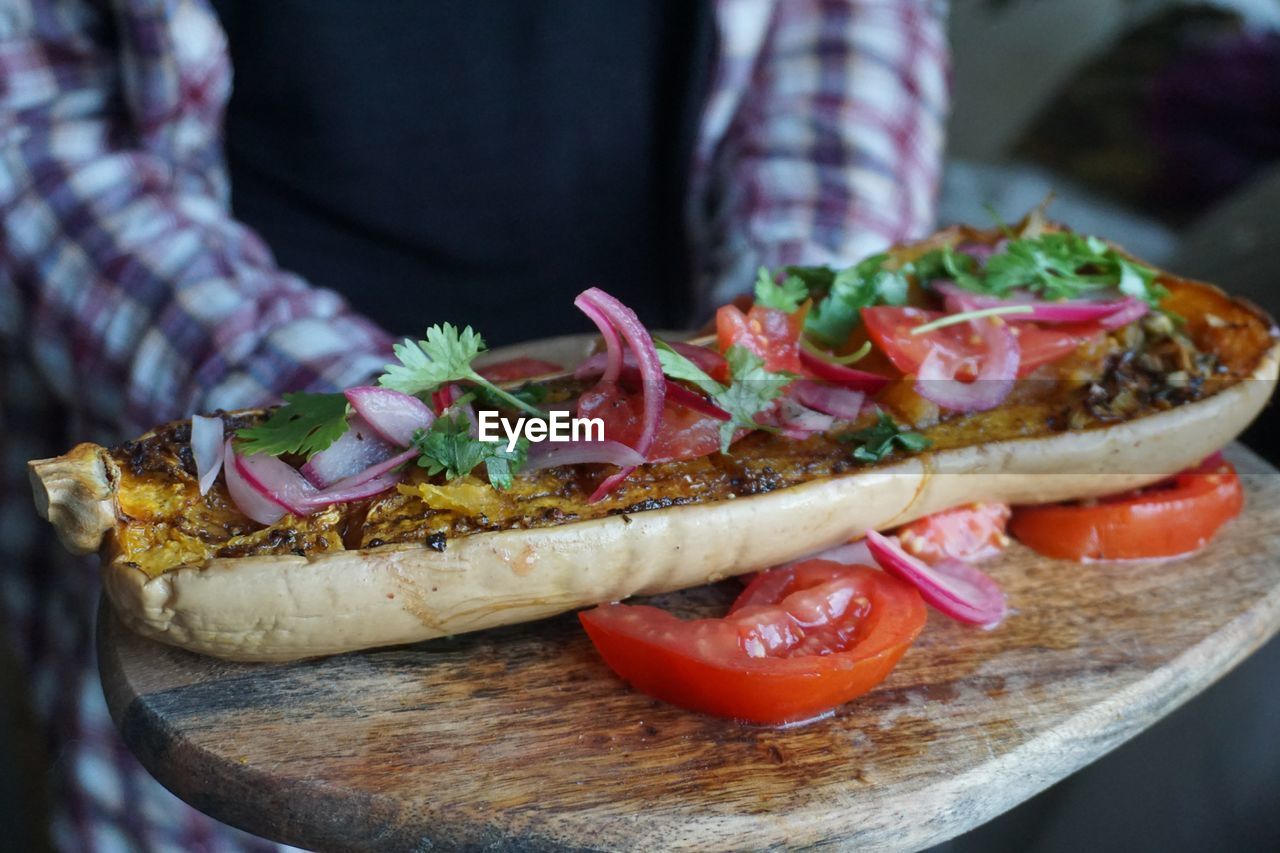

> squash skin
[30,231,1280,661]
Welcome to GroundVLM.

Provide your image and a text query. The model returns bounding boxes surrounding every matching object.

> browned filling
[106,277,1271,578]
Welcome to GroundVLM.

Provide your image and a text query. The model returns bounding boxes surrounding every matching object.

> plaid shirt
[0,1,949,850]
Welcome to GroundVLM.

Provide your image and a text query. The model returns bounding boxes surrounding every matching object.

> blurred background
[2,0,1279,850]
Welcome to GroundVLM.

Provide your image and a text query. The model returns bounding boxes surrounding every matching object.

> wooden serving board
[98,444,1280,852]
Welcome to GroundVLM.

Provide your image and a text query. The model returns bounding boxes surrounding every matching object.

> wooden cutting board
[98,444,1280,852]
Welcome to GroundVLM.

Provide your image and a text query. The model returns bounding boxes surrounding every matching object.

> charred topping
[617,495,697,514]
[117,410,264,479]
[1084,315,1223,423]
[1050,314,1225,430]
[214,525,337,559]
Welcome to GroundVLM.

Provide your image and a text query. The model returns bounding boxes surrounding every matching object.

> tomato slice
[576,381,722,462]
[580,561,926,724]
[716,304,805,374]
[862,306,1102,379]
[1009,454,1244,561]
[895,503,1012,564]
[476,357,564,382]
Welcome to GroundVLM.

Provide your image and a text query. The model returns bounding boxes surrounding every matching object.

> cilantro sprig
[915,233,1168,307]
[791,255,911,346]
[379,323,546,418]
[754,267,808,313]
[235,392,350,457]
[841,413,931,463]
[656,340,792,453]
[411,410,529,490]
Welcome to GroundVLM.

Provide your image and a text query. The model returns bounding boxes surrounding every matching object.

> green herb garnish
[753,267,809,313]
[656,340,792,453]
[379,323,545,418]
[794,254,911,346]
[235,392,349,457]
[842,413,931,463]
[411,410,529,489]
[917,233,1168,307]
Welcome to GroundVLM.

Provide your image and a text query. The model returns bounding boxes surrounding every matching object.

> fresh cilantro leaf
[380,323,485,394]
[413,412,485,482]
[235,392,349,458]
[378,323,544,417]
[841,413,931,462]
[655,340,792,453]
[1116,258,1168,306]
[754,267,808,313]
[783,265,837,294]
[918,232,1167,309]
[655,340,721,397]
[802,254,911,346]
[714,346,793,453]
[482,439,529,491]
[411,410,528,489]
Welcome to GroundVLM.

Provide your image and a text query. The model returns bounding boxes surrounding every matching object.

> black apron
[211,0,716,345]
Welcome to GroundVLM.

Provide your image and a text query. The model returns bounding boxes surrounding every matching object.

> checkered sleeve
[696,0,951,306]
[0,0,394,437]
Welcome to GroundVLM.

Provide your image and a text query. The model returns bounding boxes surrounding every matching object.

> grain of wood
[97,443,1280,852]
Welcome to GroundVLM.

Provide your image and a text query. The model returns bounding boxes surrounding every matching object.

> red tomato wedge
[576,381,722,462]
[579,561,926,724]
[862,306,1102,379]
[1009,454,1244,561]
[476,357,564,382]
[896,502,1012,564]
[716,304,805,374]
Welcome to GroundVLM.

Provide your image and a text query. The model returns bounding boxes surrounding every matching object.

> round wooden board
[98,444,1280,852]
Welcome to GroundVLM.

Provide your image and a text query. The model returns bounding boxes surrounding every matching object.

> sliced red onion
[866,530,1007,628]
[227,442,319,516]
[300,416,397,488]
[790,380,865,420]
[223,439,293,524]
[667,341,728,379]
[307,454,413,506]
[798,349,891,394]
[934,282,1147,326]
[665,379,731,421]
[226,438,412,524]
[783,412,841,437]
[525,439,646,472]
[1096,297,1149,329]
[575,299,624,382]
[442,400,479,438]
[757,397,834,440]
[773,398,835,435]
[577,357,730,422]
[346,386,435,447]
[803,538,875,567]
[915,318,1019,412]
[575,288,666,501]
[190,415,225,496]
